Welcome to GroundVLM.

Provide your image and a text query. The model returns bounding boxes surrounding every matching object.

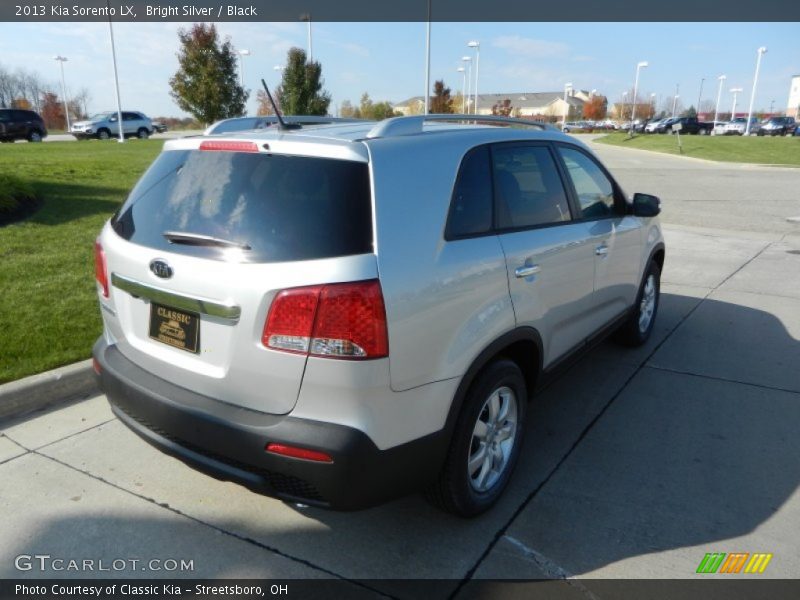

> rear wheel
[615,260,661,347]
[427,359,526,517]
[699,128,708,135]
[28,130,42,142]
[137,128,149,139]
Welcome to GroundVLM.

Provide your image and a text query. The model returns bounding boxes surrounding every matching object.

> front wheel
[615,260,661,347]
[97,129,111,140]
[426,360,527,517]
[28,130,42,142]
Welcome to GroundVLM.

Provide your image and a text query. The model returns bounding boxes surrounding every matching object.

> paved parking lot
[1,140,799,597]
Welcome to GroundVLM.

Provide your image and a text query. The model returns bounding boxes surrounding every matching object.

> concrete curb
[0,359,98,421]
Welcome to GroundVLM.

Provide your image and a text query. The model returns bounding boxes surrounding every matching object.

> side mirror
[632,193,661,217]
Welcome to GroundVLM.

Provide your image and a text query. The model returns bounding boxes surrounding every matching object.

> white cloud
[492,35,570,60]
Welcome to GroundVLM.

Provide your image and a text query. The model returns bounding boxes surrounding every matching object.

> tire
[28,130,42,142]
[699,128,708,136]
[615,260,661,347]
[97,129,111,140]
[137,128,149,139]
[426,359,527,517]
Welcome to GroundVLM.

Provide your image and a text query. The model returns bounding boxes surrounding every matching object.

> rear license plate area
[149,303,200,353]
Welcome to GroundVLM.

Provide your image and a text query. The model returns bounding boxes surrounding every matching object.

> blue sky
[0,21,797,118]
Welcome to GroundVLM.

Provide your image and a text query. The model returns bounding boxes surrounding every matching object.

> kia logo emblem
[150,259,173,279]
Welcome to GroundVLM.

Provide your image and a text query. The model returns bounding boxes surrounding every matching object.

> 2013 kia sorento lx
[93,115,665,516]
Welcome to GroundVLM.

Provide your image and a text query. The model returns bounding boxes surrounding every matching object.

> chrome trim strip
[111,273,241,321]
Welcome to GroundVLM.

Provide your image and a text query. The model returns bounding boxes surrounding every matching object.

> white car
[723,117,760,136]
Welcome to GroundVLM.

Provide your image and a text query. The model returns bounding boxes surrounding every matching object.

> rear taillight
[263,280,388,359]
[94,240,108,298]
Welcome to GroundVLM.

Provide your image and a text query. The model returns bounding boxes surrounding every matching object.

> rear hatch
[97,137,376,414]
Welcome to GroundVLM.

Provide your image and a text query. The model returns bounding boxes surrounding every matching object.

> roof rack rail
[366,114,553,139]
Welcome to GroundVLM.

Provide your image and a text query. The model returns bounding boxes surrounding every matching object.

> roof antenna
[260,79,301,131]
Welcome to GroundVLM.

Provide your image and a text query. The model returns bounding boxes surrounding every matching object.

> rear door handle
[515,265,541,278]
[595,244,609,256]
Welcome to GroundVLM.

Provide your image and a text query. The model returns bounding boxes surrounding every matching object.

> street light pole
[424,0,431,115]
[650,93,656,118]
[563,83,573,129]
[462,56,472,114]
[697,77,705,114]
[53,56,70,131]
[730,87,743,121]
[621,91,628,122]
[745,46,767,135]
[457,67,466,113]
[238,49,251,88]
[713,74,726,134]
[468,41,480,114]
[630,60,648,134]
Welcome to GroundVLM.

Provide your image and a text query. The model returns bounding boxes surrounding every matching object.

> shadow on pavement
[3,292,798,591]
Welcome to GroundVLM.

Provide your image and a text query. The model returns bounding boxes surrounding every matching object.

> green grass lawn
[0,140,162,383]
[594,132,800,166]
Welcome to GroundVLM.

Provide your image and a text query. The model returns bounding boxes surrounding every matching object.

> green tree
[430,80,453,114]
[169,24,247,125]
[682,105,697,118]
[359,92,373,118]
[276,48,331,116]
[370,101,400,120]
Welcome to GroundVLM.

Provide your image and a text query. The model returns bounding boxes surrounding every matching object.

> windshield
[88,113,114,121]
[112,149,373,263]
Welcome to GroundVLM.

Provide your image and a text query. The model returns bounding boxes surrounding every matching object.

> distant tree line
[0,62,90,129]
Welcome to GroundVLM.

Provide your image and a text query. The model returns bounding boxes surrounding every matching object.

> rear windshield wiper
[163,231,251,250]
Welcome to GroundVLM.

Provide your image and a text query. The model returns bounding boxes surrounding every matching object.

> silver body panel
[97,120,664,449]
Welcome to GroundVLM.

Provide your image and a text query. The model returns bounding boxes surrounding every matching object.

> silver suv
[71,111,153,140]
[93,115,665,516]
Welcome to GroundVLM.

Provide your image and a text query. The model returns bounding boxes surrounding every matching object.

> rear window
[112,149,373,263]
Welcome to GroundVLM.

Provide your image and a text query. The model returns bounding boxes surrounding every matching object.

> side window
[446,145,493,238]
[492,144,571,229]
[122,112,136,121]
[558,147,617,219]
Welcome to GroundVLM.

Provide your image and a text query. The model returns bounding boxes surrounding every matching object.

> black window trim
[553,142,629,222]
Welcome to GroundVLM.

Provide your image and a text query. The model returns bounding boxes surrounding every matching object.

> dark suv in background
[0,108,47,143]
[758,116,797,136]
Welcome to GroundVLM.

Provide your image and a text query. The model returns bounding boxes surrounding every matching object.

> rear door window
[112,149,373,263]
[492,144,572,229]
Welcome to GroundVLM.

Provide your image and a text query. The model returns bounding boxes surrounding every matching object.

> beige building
[393,90,601,121]
[788,75,800,118]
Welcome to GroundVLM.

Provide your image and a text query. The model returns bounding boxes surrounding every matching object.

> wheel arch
[443,328,543,438]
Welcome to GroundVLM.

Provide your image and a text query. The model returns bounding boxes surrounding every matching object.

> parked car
[0,108,47,142]
[757,116,797,136]
[204,115,363,136]
[723,117,760,136]
[644,119,665,133]
[654,117,680,133]
[71,111,153,140]
[92,114,665,516]
[151,121,168,134]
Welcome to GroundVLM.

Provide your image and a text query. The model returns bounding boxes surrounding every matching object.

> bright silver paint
[97,116,664,450]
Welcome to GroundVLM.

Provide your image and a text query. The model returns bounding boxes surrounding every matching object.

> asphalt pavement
[1,139,799,597]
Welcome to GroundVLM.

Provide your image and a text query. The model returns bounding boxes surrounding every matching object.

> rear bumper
[93,338,448,510]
